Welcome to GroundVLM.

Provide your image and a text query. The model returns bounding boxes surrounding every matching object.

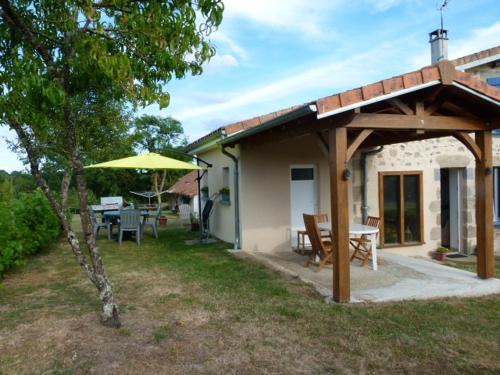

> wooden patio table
[318,223,379,271]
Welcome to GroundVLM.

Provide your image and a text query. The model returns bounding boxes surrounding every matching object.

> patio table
[318,223,380,271]
[103,210,150,241]
[103,210,149,221]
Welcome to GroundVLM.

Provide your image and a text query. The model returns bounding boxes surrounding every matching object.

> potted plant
[434,246,449,261]
[190,214,200,232]
[159,215,168,226]
[201,186,209,199]
[219,187,230,203]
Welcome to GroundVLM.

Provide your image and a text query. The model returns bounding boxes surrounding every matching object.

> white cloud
[175,19,500,130]
[367,0,404,12]
[211,31,249,61]
[204,53,239,73]
[173,40,401,122]
[222,0,340,38]
[448,21,500,59]
[407,21,500,69]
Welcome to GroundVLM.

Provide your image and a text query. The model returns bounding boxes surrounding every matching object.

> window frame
[378,171,424,247]
[493,167,500,223]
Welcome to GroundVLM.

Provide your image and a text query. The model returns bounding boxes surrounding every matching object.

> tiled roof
[450,46,500,68]
[185,106,306,151]
[188,50,500,150]
[223,105,306,135]
[167,170,199,197]
[316,60,500,116]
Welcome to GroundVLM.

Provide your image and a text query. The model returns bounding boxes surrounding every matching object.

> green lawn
[0,217,499,374]
[443,257,500,276]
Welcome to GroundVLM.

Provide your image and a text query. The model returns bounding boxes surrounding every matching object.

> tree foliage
[0,0,224,327]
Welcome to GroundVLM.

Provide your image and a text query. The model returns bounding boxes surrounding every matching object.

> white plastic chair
[142,208,161,238]
[178,204,191,226]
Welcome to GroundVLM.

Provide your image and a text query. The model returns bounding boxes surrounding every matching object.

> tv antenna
[437,0,450,30]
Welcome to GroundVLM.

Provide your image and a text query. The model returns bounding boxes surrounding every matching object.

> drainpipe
[221,146,241,250]
[361,146,384,223]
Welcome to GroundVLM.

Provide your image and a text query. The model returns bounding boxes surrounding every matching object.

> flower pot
[221,193,230,203]
[191,222,200,232]
[434,252,447,261]
[159,216,168,226]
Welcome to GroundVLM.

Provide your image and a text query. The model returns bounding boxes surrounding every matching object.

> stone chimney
[429,29,448,64]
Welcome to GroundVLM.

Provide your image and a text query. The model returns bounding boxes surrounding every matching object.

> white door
[290,165,318,248]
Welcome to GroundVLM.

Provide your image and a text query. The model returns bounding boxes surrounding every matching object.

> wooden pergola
[223,60,500,302]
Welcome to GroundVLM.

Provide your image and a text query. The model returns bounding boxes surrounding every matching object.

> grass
[443,255,500,277]
[0,216,499,374]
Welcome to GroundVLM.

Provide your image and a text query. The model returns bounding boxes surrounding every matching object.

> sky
[1,0,499,172]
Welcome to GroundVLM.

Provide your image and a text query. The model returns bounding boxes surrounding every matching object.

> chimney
[429,29,448,64]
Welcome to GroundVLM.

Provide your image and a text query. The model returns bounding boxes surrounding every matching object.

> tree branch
[0,0,55,68]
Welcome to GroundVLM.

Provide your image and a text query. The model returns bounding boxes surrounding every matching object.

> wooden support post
[329,127,350,302]
[475,130,495,278]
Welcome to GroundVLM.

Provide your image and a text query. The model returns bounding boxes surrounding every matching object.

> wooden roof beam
[346,113,488,131]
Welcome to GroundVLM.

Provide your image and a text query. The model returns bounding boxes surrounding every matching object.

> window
[379,171,423,246]
[222,167,230,187]
[494,167,500,223]
[291,168,314,181]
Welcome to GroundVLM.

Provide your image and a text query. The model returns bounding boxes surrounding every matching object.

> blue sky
[1,0,499,172]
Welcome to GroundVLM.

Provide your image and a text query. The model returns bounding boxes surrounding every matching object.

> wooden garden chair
[350,216,381,266]
[297,213,331,254]
[303,214,334,272]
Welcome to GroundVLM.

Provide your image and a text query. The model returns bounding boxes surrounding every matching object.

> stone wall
[350,135,500,256]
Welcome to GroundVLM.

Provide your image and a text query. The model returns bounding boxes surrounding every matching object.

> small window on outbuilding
[222,167,230,188]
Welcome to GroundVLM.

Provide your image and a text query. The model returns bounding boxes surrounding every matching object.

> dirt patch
[1,225,499,375]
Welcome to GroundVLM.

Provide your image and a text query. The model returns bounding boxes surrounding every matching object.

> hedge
[0,190,61,276]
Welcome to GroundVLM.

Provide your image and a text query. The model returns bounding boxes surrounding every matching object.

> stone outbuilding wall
[349,136,500,256]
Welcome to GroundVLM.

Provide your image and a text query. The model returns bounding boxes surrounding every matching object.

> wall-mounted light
[343,168,351,180]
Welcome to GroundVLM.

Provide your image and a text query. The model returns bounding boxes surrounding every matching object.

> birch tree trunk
[10,118,121,328]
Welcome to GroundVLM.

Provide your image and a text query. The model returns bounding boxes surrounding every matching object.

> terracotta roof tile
[454,69,500,101]
[361,82,385,100]
[189,49,500,149]
[167,170,199,197]
[316,61,500,116]
[451,46,500,67]
[421,66,440,83]
[222,105,304,135]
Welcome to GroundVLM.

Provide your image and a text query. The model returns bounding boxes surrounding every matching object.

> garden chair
[297,212,331,254]
[178,203,191,226]
[350,216,381,266]
[118,209,142,245]
[201,199,214,239]
[303,213,334,272]
[142,207,161,239]
[90,208,112,240]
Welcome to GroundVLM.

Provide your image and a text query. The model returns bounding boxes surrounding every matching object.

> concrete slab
[233,250,500,303]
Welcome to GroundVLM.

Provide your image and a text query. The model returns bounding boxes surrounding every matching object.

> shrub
[0,189,61,276]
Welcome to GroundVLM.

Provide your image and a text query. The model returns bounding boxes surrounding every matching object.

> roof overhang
[455,53,500,71]
[317,81,441,119]
[185,129,225,155]
[220,104,317,146]
[451,82,500,106]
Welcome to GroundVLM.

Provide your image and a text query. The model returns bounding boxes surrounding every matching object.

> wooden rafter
[388,99,414,115]
[346,129,373,161]
[424,96,447,115]
[452,131,482,161]
[315,132,329,157]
